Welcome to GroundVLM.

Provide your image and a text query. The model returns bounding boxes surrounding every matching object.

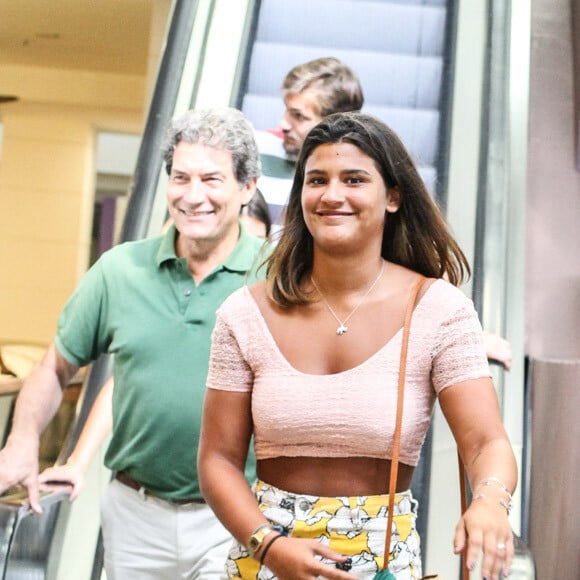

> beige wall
[0,66,145,345]
[527,0,580,359]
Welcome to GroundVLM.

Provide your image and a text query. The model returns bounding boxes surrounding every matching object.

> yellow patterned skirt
[225,480,422,579]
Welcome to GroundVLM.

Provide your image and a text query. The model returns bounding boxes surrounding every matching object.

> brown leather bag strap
[382,277,470,579]
[382,276,469,580]
[382,276,425,570]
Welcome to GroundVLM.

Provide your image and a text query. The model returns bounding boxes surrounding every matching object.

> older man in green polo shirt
[0,108,268,579]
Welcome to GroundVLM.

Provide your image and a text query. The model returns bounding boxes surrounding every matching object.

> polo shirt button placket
[184,289,191,297]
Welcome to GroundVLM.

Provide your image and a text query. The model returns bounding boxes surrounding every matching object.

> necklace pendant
[336,325,348,335]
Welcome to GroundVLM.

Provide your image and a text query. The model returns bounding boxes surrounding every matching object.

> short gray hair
[161,107,261,186]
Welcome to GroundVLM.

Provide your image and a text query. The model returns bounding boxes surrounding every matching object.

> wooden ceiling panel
[0,0,153,74]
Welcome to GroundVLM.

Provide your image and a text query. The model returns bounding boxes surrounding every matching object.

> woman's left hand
[453,496,513,579]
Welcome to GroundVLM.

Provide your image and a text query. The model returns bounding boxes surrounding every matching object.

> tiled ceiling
[0,0,153,75]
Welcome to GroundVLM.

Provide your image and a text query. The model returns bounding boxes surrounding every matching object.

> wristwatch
[247,525,275,556]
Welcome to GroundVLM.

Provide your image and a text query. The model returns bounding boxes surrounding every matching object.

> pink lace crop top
[206,279,491,466]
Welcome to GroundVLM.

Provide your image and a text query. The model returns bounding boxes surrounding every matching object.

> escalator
[240,0,451,203]
[0,489,69,580]
[0,1,535,578]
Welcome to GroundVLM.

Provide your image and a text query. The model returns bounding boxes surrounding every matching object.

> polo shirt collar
[156,221,260,273]
[157,224,180,266]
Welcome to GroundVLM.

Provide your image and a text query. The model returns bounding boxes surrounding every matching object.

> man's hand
[0,342,78,514]
[0,436,42,514]
[483,332,512,371]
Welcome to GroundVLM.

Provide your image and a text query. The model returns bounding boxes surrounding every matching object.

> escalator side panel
[3,504,62,580]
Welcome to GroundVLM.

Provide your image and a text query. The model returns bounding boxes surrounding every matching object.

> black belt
[115,471,205,505]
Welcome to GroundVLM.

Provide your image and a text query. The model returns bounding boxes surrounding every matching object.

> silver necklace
[311,261,385,336]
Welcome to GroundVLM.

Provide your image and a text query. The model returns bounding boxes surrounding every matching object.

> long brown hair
[267,112,470,307]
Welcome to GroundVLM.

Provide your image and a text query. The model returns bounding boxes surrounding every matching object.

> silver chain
[311,261,385,336]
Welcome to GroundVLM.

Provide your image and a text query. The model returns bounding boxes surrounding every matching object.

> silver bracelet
[499,498,513,514]
[473,492,512,514]
[474,477,512,496]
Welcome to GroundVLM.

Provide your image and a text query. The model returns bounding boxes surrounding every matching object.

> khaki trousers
[101,478,231,579]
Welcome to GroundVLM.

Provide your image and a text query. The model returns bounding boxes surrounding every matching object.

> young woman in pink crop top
[198,113,517,580]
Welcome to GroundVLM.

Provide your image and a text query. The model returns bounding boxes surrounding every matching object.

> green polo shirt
[55,223,268,500]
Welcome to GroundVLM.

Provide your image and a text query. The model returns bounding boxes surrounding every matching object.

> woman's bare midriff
[257,456,415,497]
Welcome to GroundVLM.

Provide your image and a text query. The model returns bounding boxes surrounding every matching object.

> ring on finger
[496,543,506,550]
